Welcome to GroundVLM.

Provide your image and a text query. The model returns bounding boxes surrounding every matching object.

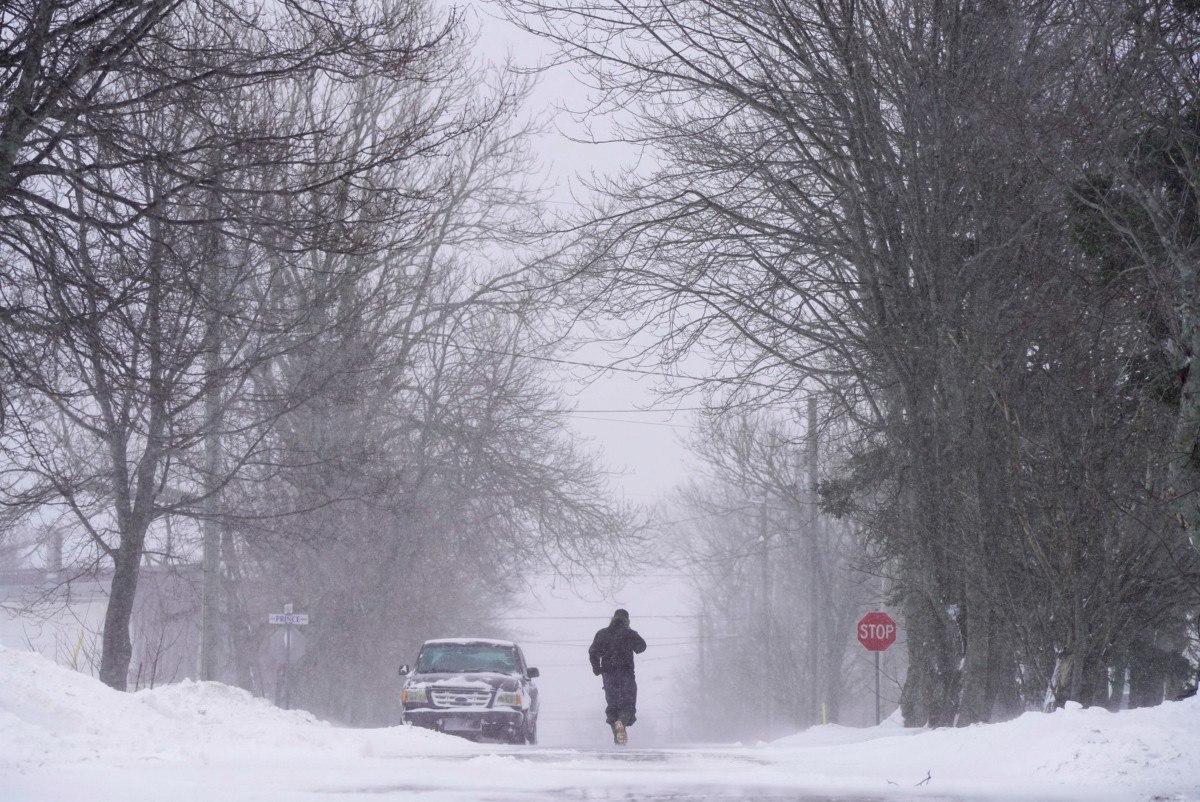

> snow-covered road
[1,740,975,802]
[311,745,970,801]
[2,646,1198,802]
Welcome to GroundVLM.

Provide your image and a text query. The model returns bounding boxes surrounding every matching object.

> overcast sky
[459,3,705,746]
[462,1,702,502]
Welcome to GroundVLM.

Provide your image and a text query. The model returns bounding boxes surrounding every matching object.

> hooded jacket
[589,611,647,675]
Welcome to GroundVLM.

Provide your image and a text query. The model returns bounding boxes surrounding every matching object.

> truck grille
[430,687,492,707]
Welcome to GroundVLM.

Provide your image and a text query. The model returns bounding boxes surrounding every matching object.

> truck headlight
[493,691,522,707]
[402,686,428,704]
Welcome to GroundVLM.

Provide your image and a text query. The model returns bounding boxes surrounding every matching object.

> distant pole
[199,333,222,682]
[806,396,819,725]
[698,610,708,733]
[760,493,772,735]
[199,198,225,683]
[284,624,291,710]
[199,381,222,680]
[283,602,293,710]
[875,651,881,725]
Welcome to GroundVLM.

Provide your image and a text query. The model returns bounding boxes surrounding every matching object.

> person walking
[589,608,647,745]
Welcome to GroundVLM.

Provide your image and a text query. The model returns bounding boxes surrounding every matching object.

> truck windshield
[416,643,519,674]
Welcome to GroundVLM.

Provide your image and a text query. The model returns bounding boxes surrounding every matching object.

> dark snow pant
[602,668,638,726]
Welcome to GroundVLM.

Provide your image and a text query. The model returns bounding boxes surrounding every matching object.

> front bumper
[402,707,528,739]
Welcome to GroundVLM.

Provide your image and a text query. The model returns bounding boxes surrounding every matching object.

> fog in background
[0,0,1198,748]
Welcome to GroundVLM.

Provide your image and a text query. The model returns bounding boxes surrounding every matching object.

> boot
[612,720,627,745]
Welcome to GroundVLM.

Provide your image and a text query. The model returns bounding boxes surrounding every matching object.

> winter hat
[612,608,630,622]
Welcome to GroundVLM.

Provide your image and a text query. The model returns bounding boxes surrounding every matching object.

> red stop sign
[857,611,897,651]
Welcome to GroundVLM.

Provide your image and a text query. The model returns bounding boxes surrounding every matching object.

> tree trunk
[1107,656,1128,711]
[957,404,994,726]
[1044,652,1071,712]
[956,584,993,726]
[1128,627,1165,709]
[98,539,146,691]
[987,633,1023,721]
[898,595,932,726]
[221,524,259,693]
[901,588,959,727]
[1168,315,1200,549]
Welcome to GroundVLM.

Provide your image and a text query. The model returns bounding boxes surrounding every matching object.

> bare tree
[502,0,1200,724]
[0,0,510,691]
[169,29,640,715]
[668,409,876,737]
[1065,0,1200,548]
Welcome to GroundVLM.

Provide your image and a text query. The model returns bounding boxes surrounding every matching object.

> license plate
[441,717,481,732]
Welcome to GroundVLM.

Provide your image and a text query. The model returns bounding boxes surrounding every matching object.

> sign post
[269,603,309,709]
[856,611,897,725]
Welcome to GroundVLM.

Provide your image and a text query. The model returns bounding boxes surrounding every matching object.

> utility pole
[760,492,772,736]
[807,396,820,725]
[698,609,708,734]
[199,298,222,680]
[199,175,224,683]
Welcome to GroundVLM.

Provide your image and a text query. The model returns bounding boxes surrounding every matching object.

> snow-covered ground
[1,644,1197,801]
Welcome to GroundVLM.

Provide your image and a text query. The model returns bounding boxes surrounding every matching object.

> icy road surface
[314,745,966,801]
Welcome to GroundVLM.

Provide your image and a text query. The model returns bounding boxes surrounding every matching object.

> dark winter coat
[589,617,647,676]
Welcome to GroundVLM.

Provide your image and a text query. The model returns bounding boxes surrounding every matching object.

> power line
[572,415,693,429]
[529,653,700,668]
[499,619,700,624]
[521,635,738,647]
[432,338,792,393]
[570,407,707,414]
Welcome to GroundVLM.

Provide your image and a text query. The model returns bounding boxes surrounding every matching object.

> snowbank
[765,698,1200,799]
[0,644,474,800]
[1,644,1197,801]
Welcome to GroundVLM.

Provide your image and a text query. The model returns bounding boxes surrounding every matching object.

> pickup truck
[399,638,540,744]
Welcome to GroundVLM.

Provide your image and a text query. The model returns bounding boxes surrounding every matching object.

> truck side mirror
[526,667,539,678]
[398,664,410,676]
